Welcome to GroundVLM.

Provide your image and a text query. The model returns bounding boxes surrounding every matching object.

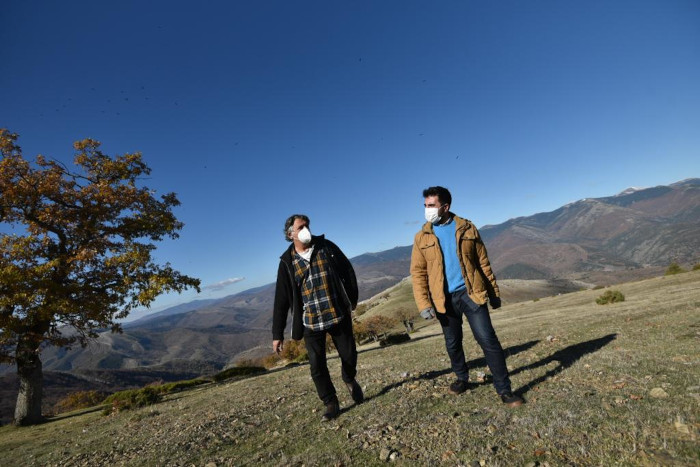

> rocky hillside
[481,178,700,279]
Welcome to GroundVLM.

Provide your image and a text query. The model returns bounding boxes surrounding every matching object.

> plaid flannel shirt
[293,246,345,331]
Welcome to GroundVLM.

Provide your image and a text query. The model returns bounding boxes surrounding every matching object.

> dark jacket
[272,235,358,340]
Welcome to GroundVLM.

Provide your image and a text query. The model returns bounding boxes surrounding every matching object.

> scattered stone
[389,451,400,461]
[674,417,691,434]
[649,388,669,399]
[476,371,486,383]
[401,372,409,378]
[379,448,392,462]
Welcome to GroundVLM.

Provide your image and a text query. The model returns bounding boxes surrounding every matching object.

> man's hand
[420,307,436,319]
[490,297,501,309]
[273,339,284,354]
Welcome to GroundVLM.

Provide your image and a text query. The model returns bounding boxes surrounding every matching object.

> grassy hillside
[1,272,698,465]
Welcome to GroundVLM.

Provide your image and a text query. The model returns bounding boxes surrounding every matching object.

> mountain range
[2,179,698,388]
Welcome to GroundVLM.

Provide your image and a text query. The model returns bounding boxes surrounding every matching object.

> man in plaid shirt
[272,214,363,421]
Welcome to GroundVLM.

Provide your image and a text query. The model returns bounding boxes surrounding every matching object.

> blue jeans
[436,288,512,394]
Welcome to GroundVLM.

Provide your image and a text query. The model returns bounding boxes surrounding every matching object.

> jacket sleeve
[326,240,358,309]
[272,261,291,340]
[474,228,500,298]
[410,235,433,311]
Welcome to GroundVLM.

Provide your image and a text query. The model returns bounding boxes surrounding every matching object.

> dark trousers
[303,315,358,404]
[436,288,512,394]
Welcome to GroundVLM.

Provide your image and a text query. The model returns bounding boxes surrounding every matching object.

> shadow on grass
[512,333,617,397]
[42,405,106,424]
[368,340,540,402]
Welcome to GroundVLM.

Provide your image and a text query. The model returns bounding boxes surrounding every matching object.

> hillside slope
[2,271,698,465]
[4,179,697,391]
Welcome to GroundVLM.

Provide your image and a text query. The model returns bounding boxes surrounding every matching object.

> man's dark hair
[423,186,452,206]
[283,214,310,242]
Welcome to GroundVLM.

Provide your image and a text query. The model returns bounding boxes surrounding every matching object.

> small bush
[354,303,369,317]
[596,290,625,305]
[153,378,210,394]
[354,315,396,342]
[280,339,308,362]
[55,390,107,414]
[693,263,700,271]
[212,366,266,383]
[102,387,162,415]
[592,285,605,290]
[260,353,281,368]
[665,262,686,275]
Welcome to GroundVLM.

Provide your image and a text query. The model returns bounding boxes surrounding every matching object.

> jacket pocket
[420,241,438,262]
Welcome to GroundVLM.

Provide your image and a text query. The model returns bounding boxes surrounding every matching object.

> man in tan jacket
[411,186,523,407]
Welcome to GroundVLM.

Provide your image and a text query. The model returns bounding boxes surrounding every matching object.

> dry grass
[1,271,698,466]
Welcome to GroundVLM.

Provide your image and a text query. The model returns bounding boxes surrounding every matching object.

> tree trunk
[14,338,44,426]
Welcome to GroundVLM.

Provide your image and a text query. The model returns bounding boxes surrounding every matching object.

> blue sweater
[433,218,466,293]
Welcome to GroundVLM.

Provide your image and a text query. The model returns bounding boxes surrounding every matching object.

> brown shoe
[345,380,364,404]
[321,397,340,422]
[500,391,524,407]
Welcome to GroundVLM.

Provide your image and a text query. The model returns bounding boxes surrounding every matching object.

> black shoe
[448,380,470,395]
[500,391,524,407]
[321,397,340,422]
[345,380,364,404]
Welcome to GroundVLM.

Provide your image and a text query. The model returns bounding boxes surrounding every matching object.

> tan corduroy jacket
[410,214,500,314]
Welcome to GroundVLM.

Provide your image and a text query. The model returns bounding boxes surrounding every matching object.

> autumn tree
[0,129,200,425]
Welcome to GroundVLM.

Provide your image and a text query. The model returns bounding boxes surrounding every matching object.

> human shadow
[368,339,540,402]
[512,333,617,397]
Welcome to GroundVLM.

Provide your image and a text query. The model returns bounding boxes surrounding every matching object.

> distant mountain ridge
[14,178,699,378]
[481,178,699,279]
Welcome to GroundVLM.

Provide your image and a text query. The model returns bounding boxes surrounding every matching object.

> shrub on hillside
[54,390,107,414]
[354,303,369,317]
[392,307,416,333]
[665,262,686,275]
[259,353,281,368]
[102,387,162,415]
[212,366,266,383]
[596,290,625,305]
[693,263,700,271]
[152,378,210,394]
[354,315,396,342]
[280,338,309,363]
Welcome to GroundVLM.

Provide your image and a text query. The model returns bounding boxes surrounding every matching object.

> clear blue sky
[2,1,699,316]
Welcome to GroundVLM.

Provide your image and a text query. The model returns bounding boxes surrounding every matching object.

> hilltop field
[1,271,698,466]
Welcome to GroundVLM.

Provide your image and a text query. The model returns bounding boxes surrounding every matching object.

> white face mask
[297,226,312,245]
[425,207,440,224]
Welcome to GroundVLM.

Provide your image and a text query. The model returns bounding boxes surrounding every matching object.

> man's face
[289,218,309,241]
[424,195,448,217]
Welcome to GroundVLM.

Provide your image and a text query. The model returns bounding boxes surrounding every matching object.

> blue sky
[2,1,699,317]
